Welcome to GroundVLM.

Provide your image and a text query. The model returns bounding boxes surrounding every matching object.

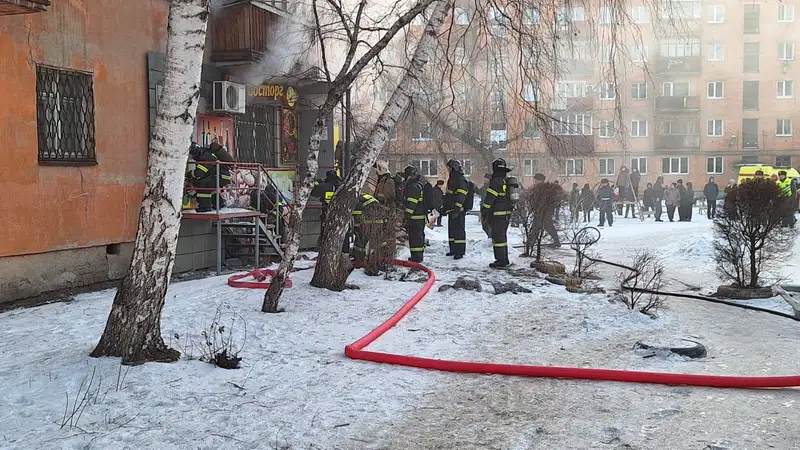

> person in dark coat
[679,181,695,221]
[433,180,445,227]
[665,182,680,222]
[403,165,427,263]
[569,182,581,223]
[482,159,514,268]
[652,176,665,222]
[723,179,737,216]
[623,184,636,218]
[188,141,236,212]
[703,177,719,219]
[443,159,469,258]
[642,182,654,212]
[596,178,614,227]
[630,168,642,199]
[580,183,594,222]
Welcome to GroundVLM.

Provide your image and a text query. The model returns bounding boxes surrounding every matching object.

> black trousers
[583,209,592,222]
[654,199,663,220]
[707,200,717,219]
[624,204,635,217]
[407,218,426,262]
[448,211,466,256]
[599,206,613,226]
[193,177,230,210]
[490,216,510,263]
[667,205,676,221]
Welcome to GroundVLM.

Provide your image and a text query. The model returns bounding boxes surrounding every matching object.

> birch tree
[91,0,210,364]
[311,0,452,290]
[262,0,438,312]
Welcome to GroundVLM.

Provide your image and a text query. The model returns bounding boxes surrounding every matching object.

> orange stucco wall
[0,1,168,258]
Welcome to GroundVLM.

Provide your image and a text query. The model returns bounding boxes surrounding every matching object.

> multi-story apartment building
[381,0,799,189]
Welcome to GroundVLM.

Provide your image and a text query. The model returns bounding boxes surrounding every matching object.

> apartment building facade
[382,0,799,189]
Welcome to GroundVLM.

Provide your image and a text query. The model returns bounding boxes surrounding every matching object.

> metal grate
[235,104,277,166]
[36,65,96,164]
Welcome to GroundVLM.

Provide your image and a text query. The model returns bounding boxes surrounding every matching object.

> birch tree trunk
[310,0,452,290]
[91,0,209,364]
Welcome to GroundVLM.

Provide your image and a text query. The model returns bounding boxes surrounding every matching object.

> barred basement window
[36,65,96,164]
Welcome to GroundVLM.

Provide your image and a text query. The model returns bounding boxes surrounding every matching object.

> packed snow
[1,212,799,449]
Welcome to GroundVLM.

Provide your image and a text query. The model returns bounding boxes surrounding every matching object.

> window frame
[707,119,724,137]
[631,82,647,100]
[564,158,585,176]
[630,156,648,175]
[662,157,689,175]
[599,157,616,176]
[631,120,648,137]
[523,158,537,176]
[599,82,616,100]
[454,7,470,25]
[707,4,725,23]
[455,159,473,175]
[707,42,724,61]
[778,4,795,23]
[411,159,438,177]
[707,81,725,99]
[523,7,540,25]
[777,118,793,137]
[599,120,615,138]
[777,80,795,98]
[523,120,541,139]
[776,155,793,167]
[706,156,724,174]
[412,122,433,141]
[778,42,796,61]
[632,5,649,23]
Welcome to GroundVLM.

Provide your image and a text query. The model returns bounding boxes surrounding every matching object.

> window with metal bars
[36,65,96,164]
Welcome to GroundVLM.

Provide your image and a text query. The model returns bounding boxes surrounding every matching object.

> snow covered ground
[1,213,799,449]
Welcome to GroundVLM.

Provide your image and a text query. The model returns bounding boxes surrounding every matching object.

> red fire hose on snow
[344,259,800,389]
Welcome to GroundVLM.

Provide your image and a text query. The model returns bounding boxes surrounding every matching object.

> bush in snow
[197,304,247,369]
[713,179,795,289]
[565,222,601,281]
[619,250,666,316]
[519,182,566,261]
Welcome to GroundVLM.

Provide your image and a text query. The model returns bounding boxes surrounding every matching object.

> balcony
[655,134,700,150]
[0,0,49,15]
[548,96,595,112]
[654,96,701,112]
[544,134,595,158]
[654,56,702,74]
[210,1,292,65]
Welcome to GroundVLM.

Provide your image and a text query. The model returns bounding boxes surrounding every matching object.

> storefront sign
[281,108,298,164]
[248,84,298,108]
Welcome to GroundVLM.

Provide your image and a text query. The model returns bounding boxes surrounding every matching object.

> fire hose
[344,228,800,388]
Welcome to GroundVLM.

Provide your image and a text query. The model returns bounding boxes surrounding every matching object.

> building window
[777,80,794,98]
[389,127,397,141]
[490,122,507,145]
[778,42,795,60]
[412,122,432,140]
[524,158,538,176]
[36,66,96,164]
[632,5,649,23]
[707,43,724,61]
[778,4,795,22]
[454,7,470,25]
[708,4,724,23]
[522,83,540,102]
[662,157,689,175]
[631,43,648,62]
[599,120,615,138]
[707,119,724,137]
[523,7,540,25]
[662,81,690,96]
[557,6,586,25]
[707,81,724,99]
[556,81,586,98]
[742,118,759,148]
[599,83,616,100]
[744,4,760,34]
[776,155,793,167]
[564,158,584,176]
[599,157,615,176]
[554,114,588,135]
[631,83,647,99]
[599,6,614,25]
[743,80,759,110]
[777,118,793,136]
[630,157,647,174]
[662,0,700,19]
[743,42,760,72]
[659,38,701,57]
[456,159,473,175]
[376,89,391,102]
[412,159,438,177]
[523,120,541,139]
[631,120,648,137]
[707,156,724,174]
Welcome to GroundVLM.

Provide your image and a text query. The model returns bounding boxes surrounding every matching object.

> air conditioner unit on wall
[213,81,246,114]
[585,84,597,94]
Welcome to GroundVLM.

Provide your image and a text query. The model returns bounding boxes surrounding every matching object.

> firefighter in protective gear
[373,161,396,206]
[312,170,341,222]
[189,141,235,212]
[444,159,469,259]
[482,158,514,268]
[351,193,389,275]
[403,165,427,263]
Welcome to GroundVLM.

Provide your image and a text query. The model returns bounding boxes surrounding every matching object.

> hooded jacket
[374,161,395,205]
[616,167,631,188]
[652,177,665,200]
[665,186,680,206]
[703,179,719,201]
[580,186,595,209]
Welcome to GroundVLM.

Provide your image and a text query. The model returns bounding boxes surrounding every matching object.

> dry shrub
[520,182,566,261]
[714,179,795,288]
[565,223,601,281]
[620,250,666,315]
[197,304,247,369]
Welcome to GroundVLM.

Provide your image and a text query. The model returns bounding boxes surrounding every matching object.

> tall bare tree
[91,0,210,364]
